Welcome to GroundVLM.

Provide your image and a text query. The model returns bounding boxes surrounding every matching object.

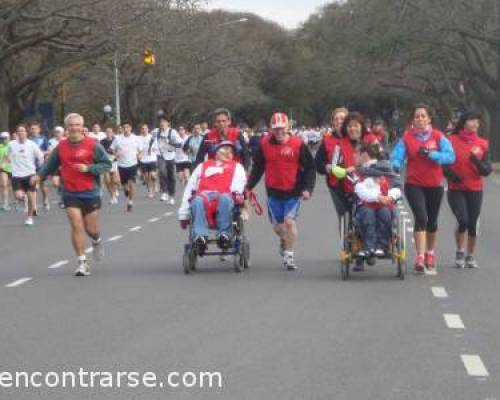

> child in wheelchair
[352,144,402,268]
[178,141,247,253]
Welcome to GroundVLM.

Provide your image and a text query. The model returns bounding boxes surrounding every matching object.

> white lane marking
[48,260,69,269]
[148,217,160,223]
[107,235,123,242]
[444,314,465,329]
[164,212,174,217]
[432,287,448,298]
[5,277,32,288]
[129,226,142,232]
[461,355,489,377]
[85,247,92,254]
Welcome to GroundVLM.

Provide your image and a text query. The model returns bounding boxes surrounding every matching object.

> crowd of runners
[0,104,492,276]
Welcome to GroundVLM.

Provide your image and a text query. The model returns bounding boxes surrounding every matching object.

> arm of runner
[37,146,60,179]
[390,139,406,172]
[314,142,328,175]
[87,143,112,176]
[246,144,265,190]
[237,132,250,170]
[428,136,455,165]
[299,143,316,196]
[193,136,208,169]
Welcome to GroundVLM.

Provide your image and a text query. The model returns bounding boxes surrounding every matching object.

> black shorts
[12,176,36,192]
[139,161,157,173]
[176,162,191,173]
[63,196,101,215]
[118,165,138,185]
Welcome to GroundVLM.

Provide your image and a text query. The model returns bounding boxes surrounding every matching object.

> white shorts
[111,161,119,173]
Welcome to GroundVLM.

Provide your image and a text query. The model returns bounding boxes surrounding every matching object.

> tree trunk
[0,97,10,131]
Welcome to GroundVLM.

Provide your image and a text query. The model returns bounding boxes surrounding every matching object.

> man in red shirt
[194,108,249,169]
[247,112,316,270]
[33,113,111,277]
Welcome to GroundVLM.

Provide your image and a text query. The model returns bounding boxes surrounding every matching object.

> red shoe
[414,255,425,274]
[425,252,435,272]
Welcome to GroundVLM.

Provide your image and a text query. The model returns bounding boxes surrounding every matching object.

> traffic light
[143,48,155,66]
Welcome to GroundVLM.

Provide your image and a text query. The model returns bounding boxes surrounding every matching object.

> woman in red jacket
[444,111,492,269]
[391,104,455,274]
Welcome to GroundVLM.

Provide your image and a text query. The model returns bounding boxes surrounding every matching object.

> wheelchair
[338,199,407,280]
[182,200,251,274]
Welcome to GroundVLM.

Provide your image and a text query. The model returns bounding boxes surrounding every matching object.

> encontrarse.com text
[0,370,223,390]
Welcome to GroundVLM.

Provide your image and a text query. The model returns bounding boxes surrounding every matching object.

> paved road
[0,179,499,399]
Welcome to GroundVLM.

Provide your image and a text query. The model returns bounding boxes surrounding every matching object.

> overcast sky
[205,0,332,29]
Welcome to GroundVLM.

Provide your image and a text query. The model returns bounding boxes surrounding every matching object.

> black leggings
[447,190,483,237]
[404,184,444,232]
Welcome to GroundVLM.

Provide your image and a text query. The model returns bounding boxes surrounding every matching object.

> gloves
[232,192,245,206]
[179,220,189,230]
[332,166,347,179]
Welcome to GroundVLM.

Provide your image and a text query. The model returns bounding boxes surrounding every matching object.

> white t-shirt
[110,134,143,168]
[139,134,157,163]
[7,140,44,177]
[89,131,106,141]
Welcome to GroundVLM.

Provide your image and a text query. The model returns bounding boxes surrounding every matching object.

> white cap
[54,126,64,133]
[0,132,9,139]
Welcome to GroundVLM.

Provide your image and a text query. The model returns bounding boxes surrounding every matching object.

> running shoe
[24,217,34,226]
[217,233,232,249]
[374,248,386,258]
[366,249,377,266]
[1,204,11,212]
[194,236,207,254]
[284,253,297,271]
[414,255,425,274]
[455,250,465,269]
[92,238,104,262]
[425,252,435,272]
[43,202,50,212]
[75,261,91,277]
[353,258,365,272]
[127,202,133,212]
[465,255,479,269]
[160,193,168,202]
[168,198,175,205]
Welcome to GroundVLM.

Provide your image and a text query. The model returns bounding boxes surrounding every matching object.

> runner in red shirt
[33,113,111,277]
[444,111,492,269]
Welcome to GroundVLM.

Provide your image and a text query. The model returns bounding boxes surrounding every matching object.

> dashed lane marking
[148,217,160,223]
[5,278,32,288]
[461,355,489,377]
[48,260,69,269]
[107,235,123,242]
[444,314,465,329]
[431,287,448,298]
[129,226,142,232]
[164,212,174,217]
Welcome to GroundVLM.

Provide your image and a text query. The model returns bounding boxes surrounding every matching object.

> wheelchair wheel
[183,253,191,275]
[340,213,351,280]
[242,239,251,269]
[233,253,243,273]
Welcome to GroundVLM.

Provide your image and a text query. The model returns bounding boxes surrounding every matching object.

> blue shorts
[267,196,301,225]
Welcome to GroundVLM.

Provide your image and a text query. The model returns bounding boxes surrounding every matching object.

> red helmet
[270,112,289,129]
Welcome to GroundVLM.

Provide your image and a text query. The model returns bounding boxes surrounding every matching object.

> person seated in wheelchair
[178,141,247,252]
[352,144,402,265]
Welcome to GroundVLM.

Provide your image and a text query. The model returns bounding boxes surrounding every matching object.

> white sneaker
[24,217,34,226]
[168,198,175,205]
[44,202,50,212]
[284,253,297,271]
[160,193,168,202]
[1,204,11,211]
[75,261,91,277]
[92,239,104,262]
[147,191,154,199]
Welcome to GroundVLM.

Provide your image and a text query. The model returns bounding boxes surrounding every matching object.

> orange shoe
[425,252,435,272]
